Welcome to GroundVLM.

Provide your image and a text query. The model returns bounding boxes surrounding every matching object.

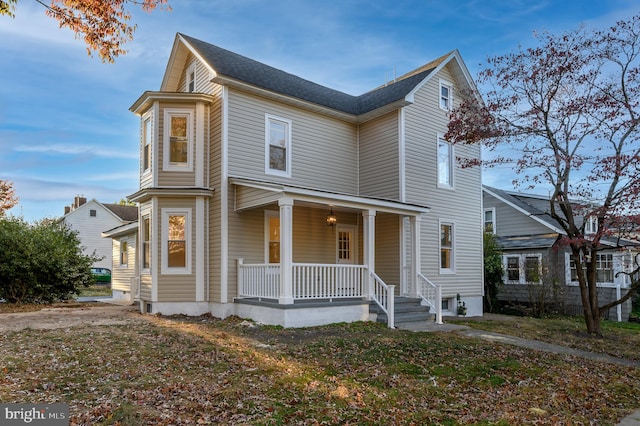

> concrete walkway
[397,319,640,425]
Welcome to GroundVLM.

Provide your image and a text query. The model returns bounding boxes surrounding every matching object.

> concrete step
[370,297,434,325]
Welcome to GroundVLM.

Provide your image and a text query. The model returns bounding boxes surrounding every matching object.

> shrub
[0,217,98,303]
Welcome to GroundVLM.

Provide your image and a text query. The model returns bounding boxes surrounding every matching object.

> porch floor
[234,297,367,310]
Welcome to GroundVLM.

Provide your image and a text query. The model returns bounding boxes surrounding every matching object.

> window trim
[141,215,151,272]
[437,133,454,189]
[119,239,128,267]
[484,207,496,234]
[163,108,194,172]
[502,253,543,284]
[142,112,152,175]
[185,63,196,93]
[439,79,453,111]
[439,221,455,274]
[585,216,598,235]
[161,208,192,275]
[265,114,292,178]
[568,252,615,285]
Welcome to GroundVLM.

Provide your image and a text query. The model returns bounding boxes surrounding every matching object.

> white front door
[336,225,357,264]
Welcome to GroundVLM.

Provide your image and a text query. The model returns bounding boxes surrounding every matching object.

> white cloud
[13,144,138,160]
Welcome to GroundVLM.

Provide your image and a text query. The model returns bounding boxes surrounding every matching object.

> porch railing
[292,264,366,300]
[370,271,395,328]
[237,260,281,300]
[417,272,443,324]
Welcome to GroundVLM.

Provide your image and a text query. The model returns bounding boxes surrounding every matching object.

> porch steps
[370,297,434,326]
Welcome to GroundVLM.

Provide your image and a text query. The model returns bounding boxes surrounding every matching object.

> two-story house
[483,185,637,321]
[124,33,484,327]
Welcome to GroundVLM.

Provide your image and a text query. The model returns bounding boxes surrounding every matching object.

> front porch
[236,261,443,328]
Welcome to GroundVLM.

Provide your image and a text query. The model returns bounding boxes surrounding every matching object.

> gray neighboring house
[61,196,138,270]
[483,185,637,321]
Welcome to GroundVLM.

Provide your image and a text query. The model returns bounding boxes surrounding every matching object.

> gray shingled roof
[484,185,564,231]
[497,234,560,250]
[104,204,138,222]
[179,34,436,115]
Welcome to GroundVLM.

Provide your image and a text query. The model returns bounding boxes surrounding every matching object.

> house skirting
[234,298,370,328]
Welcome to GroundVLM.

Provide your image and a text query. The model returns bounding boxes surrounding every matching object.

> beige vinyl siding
[359,111,400,200]
[483,192,555,236]
[140,275,152,300]
[157,102,197,187]
[227,89,358,193]
[179,54,216,94]
[235,186,281,211]
[156,197,197,302]
[403,64,483,298]
[111,234,136,292]
[208,85,223,302]
[375,213,401,289]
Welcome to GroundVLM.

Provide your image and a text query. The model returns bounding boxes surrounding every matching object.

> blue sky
[1,0,637,221]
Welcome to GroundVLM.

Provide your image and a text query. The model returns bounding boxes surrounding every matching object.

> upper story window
[440,222,454,273]
[90,209,97,217]
[484,208,496,234]
[265,114,292,177]
[143,115,152,173]
[439,80,453,111]
[437,134,454,189]
[161,208,191,274]
[585,216,598,234]
[164,109,193,172]
[186,63,196,93]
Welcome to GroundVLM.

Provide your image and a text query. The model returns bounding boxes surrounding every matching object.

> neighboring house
[102,221,138,302]
[61,197,138,270]
[483,185,637,321]
[121,33,484,327]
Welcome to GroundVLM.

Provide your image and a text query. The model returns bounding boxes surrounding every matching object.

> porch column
[409,215,421,298]
[363,210,376,300]
[279,197,294,304]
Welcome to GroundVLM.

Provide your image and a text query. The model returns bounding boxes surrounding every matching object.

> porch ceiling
[230,177,429,216]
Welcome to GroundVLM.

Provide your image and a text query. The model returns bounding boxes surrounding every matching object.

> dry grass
[0,308,639,425]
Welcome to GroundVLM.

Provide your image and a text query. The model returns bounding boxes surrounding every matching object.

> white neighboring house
[61,197,138,270]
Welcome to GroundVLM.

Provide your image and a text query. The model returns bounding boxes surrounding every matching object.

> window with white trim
[186,63,196,93]
[569,253,614,284]
[143,115,152,173]
[585,216,598,234]
[265,114,292,177]
[484,208,496,234]
[439,80,453,111]
[440,222,454,272]
[437,134,454,188]
[503,253,542,284]
[142,216,151,270]
[161,208,191,274]
[163,109,193,171]
[265,211,280,263]
[120,239,128,266]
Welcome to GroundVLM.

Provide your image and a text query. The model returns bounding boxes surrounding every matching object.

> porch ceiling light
[326,208,337,226]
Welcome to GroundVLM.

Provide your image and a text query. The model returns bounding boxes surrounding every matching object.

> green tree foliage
[0,217,99,303]
[483,232,503,313]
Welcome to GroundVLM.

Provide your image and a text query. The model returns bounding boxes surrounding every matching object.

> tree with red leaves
[446,15,640,335]
[0,0,170,63]
[0,179,18,216]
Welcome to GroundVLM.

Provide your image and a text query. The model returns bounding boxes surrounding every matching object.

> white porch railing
[418,272,443,324]
[292,264,366,300]
[370,271,395,329]
[237,260,281,300]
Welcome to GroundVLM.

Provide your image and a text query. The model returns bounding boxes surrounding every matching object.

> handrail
[370,271,395,328]
[417,272,443,324]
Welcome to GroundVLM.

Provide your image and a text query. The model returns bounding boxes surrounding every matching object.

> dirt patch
[0,303,141,332]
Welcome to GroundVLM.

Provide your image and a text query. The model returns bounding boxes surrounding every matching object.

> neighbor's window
[265,114,292,177]
[142,217,151,270]
[265,211,280,263]
[440,222,454,272]
[506,256,520,282]
[90,209,97,217]
[164,109,193,171]
[524,256,542,283]
[120,240,128,266]
[439,80,453,111]
[585,216,598,234]
[162,209,191,274]
[437,134,453,188]
[572,253,614,283]
[143,116,152,173]
[484,208,496,233]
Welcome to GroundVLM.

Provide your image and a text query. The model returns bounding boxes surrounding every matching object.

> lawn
[0,311,639,425]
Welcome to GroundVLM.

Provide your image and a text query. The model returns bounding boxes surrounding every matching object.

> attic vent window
[439,79,453,111]
[90,209,97,217]
[186,63,196,93]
